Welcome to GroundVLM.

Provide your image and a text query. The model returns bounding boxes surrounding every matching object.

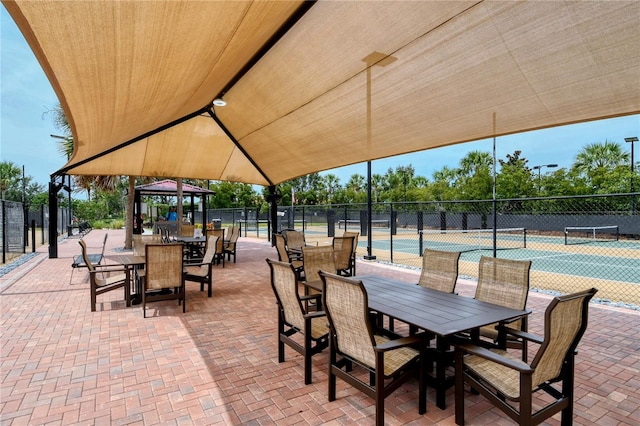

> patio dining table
[174,236,206,259]
[304,274,530,409]
[107,254,146,304]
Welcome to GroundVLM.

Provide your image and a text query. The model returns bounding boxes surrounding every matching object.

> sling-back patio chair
[454,287,598,426]
[342,231,359,275]
[142,243,185,317]
[267,259,329,385]
[475,256,532,360]
[302,245,336,308]
[418,248,461,293]
[80,239,130,312]
[332,235,355,276]
[275,233,303,279]
[224,225,240,263]
[184,235,218,297]
[319,271,428,426]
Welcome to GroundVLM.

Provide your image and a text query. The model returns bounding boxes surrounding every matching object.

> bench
[70,233,108,283]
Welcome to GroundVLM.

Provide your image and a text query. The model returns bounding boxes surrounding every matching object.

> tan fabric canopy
[5,0,640,186]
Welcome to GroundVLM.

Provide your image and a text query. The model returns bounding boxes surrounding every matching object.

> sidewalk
[1,229,638,424]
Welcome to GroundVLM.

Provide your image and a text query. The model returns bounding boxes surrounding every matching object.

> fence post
[2,201,6,263]
[31,220,36,253]
[359,210,368,236]
[389,204,394,263]
[41,204,45,245]
[440,211,447,231]
[343,206,348,231]
[327,210,336,237]
[391,210,398,235]
[417,211,423,256]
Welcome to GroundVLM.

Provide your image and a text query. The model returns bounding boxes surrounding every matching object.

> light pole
[625,136,638,214]
[532,163,558,194]
[51,134,73,232]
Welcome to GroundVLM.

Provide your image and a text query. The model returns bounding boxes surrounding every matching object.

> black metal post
[365,160,375,260]
[626,137,637,214]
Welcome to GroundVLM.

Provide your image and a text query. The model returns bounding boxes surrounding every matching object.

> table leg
[130,265,142,305]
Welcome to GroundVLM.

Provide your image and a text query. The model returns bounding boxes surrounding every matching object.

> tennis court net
[418,227,526,253]
[564,225,619,245]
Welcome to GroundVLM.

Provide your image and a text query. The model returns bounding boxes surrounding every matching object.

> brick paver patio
[1,229,639,425]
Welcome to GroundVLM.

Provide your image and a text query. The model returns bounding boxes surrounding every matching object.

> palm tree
[346,174,366,193]
[458,151,493,176]
[49,103,132,247]
[324,174,341,205]
[573,140,629,174]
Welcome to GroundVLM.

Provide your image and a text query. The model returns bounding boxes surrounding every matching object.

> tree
[572,140,629,193]
[497,150,536,199]
[0,161,45,206]
[454,151,493,200]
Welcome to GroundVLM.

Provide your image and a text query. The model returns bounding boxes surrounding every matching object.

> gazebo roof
[134,179,214,196]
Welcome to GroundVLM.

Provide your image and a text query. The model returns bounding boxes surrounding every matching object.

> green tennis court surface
[367,233,639,285]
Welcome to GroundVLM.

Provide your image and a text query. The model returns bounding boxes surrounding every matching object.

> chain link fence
[213,193,639,308]
[2,202,55,264]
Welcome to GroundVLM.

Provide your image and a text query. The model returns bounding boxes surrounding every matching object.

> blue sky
[2,6,639,190]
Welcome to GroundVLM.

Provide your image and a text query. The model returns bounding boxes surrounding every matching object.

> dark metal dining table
[305,274,530,409]
[174,236,206,259]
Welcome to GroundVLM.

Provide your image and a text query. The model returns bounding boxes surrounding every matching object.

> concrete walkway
[1,229,638,425]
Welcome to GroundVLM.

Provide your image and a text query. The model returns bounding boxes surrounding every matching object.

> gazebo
[133,180,215,232]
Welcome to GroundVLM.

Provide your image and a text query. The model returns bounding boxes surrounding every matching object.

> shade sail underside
[5,0,640,186]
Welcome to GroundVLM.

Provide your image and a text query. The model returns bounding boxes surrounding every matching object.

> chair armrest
[375,334,428,352]
[300,294,322,303]
[455,342,534,373]
[89,266,129,275]
[304,310,326,319]
[501,327,543,345]
[184,261,208,267]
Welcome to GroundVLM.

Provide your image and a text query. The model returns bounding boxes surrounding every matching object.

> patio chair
[406,248,461,334]
[454,287,598,426]
[224,225,240,263]
[267,258,329,385]
[80,239,130,312]
[180,224,196,237]
[475,256,532,360]
[70,233,108,284]
[418,248,461,293]
[142,243,186,318]
[275,234,303,278]
[342,231,359,275]
[208,228,225,267]
[184,235,218,297]
[283,229,316,252]
[302,245,336,307]
[333,235,355,276]
[319,271,428,426]
[133,234,162,256]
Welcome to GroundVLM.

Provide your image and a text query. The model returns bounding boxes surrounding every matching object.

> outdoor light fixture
[212,98,226,107]
[532,163,558,194]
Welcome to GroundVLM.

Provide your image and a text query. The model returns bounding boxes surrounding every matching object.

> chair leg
[90,283,97,312]
[375,352,385,426]
[328,342,337,402]
[304,335,312,385]
[455,349,465,425]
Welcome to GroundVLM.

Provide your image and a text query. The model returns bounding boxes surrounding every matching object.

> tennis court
[332,225,640,306]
